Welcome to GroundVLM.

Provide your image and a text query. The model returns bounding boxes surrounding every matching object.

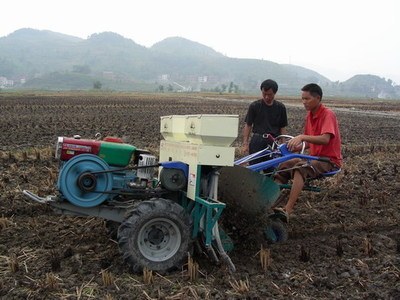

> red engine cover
[59,137,101,161]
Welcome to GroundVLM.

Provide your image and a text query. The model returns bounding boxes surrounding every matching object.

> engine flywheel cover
[57,154,113,207]
[160,168,187,191]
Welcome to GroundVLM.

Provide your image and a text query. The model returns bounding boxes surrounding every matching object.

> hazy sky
[2,0,399,83]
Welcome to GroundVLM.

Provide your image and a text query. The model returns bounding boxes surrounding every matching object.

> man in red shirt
[274,83,342,216]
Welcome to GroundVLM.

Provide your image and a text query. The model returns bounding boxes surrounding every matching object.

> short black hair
[260,79,278,93]
[301,83,323,100]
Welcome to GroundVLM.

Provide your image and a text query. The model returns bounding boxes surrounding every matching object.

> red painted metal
[103,136,124,143]
[60,138,101,161]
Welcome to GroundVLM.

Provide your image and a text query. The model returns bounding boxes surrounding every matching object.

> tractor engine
[55,136,157,207]
[56,136,137,166]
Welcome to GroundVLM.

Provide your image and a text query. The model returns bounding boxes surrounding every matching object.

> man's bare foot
[284,206,293,216]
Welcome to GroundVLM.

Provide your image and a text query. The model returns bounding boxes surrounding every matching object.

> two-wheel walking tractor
[23,114,336,273]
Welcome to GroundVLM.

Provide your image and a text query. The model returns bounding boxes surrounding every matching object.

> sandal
[272,207,289,223]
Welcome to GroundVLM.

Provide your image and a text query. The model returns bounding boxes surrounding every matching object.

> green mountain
[339,74,397,98]
[0,28,82,77]
[0,28,331,93]
[151,36,224,58]
[0,28,398,98]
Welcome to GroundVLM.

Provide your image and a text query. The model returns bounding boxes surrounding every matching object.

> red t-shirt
[304,105,342,167]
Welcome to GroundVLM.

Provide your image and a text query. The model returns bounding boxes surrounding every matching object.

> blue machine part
[57,154,113,207]
[111,171,137,189]
[159,161,189,178]
[277,143,292,156]
[236,143,341,176]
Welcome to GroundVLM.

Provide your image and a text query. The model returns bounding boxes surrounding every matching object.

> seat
[319,169,341,177]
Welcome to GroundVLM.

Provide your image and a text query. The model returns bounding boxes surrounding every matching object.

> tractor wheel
[117,198,193,273]
[265,220,288,244]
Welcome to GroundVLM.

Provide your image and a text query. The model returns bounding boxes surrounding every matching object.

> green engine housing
[98,141,136,167]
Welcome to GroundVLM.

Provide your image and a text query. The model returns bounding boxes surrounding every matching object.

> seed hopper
[23,114,338,273]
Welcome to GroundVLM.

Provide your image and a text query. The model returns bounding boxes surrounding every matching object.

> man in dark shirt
[243,79,288,165]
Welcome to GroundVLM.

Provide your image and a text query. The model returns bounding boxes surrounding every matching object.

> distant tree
[227,82,239,93]
[158,85,164,92]
[93,81,102,89]
[167,84,173,92]
[228,82,234,93]
[221,84,227,93]
[212,86,221,93]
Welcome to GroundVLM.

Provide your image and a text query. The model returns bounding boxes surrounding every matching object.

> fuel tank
[56,137,136,167]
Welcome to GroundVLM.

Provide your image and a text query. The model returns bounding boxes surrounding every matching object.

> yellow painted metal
[159,114,238,200]
[160,115,188,142]
[159,140,235,200]
[184,114,239,146]
[160,114,239,146]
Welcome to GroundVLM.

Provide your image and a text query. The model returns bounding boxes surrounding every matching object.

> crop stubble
[0,93,399,299]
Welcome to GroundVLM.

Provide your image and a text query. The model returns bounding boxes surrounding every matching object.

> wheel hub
[147,227,166,246]
[138,218,181,262]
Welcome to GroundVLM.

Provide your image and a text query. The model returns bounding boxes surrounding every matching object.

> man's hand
[287,135,304,152]
[242,124,252,156]
[287,133,331,152]
[242,143,249,155]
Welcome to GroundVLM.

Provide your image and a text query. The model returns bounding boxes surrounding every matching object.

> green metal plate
[218,165,280,216]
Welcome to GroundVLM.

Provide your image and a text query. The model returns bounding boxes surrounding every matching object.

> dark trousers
[249,134,274,166]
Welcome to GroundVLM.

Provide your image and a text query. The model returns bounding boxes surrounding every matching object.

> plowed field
[1,93,399,299]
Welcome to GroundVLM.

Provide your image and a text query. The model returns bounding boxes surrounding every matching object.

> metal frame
[178,165,226,246]
[180,193,225,244]
[235,144,341,176]
[23,190,131,222]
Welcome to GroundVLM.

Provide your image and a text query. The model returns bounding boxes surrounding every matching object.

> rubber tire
[117,198,193,273]
[265,220,288,244]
